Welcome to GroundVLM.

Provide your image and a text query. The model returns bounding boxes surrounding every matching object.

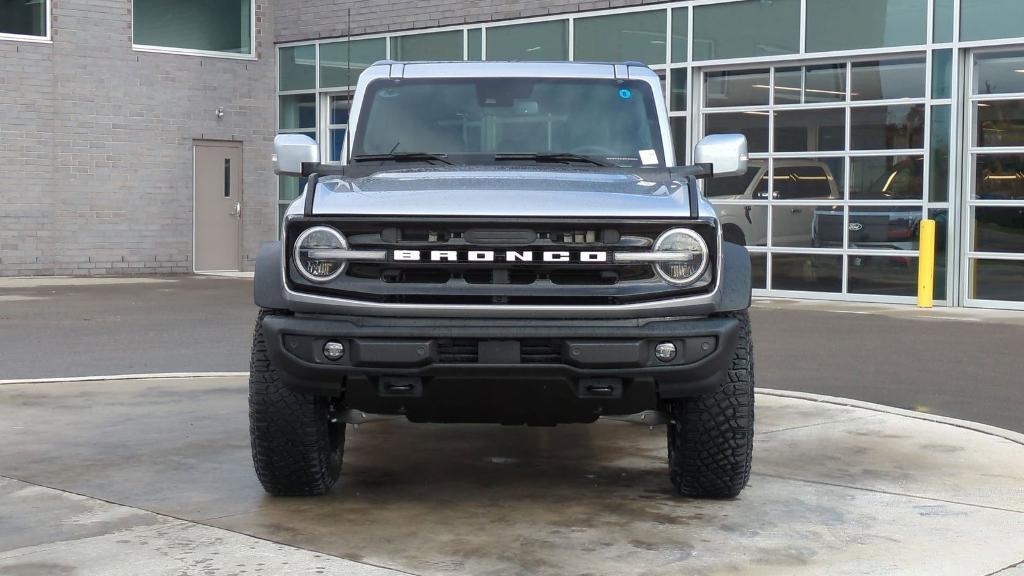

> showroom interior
[276,0,1024,309]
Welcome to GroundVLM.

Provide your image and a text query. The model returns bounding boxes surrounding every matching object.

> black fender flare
[718,241,752,312]
[254,241,289,310]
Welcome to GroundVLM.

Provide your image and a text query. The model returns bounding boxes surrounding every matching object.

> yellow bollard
[917,219,936,308]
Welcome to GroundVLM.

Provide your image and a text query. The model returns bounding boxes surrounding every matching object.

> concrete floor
[1,376,1022,575]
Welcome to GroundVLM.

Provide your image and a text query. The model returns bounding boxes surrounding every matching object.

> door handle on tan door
[230,202,241,217]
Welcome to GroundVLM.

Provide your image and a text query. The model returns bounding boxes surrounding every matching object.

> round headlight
[293,226,347,282]
[653,228,709,285]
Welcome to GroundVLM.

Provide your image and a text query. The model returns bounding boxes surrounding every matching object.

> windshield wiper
[493,152,612,167]
[351,152,454,165]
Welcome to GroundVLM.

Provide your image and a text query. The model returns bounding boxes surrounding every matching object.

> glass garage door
[964,50,1024,309]
[697,56,948,303]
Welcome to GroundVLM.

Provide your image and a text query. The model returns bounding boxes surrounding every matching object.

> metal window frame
[694,53,936,304]
[960,46,1024,310]
[130,0,258,60]
[321,93,352,164]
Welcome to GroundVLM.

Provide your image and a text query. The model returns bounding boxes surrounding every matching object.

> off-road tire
[249,309,345,496]
[666,310,754,498]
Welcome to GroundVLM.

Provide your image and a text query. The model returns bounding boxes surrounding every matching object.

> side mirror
[694,134,748,178]
[273,134,319,176]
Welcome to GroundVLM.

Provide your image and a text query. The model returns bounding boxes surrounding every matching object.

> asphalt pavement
[1,274,1022,432]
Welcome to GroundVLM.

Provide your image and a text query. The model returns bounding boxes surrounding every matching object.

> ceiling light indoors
[752,83,851,97]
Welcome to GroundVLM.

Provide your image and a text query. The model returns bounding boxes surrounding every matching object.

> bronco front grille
[437,339,560,364]
[286,218,717,306]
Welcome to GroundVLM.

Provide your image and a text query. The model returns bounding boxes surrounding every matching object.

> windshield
[351,77,665,168]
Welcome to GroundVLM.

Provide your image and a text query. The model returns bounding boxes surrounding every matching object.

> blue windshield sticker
[618,88,632,100]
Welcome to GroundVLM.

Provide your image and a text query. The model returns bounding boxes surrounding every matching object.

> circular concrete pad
[0,376,1022,575]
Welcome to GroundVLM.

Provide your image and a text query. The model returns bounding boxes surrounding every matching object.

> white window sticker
[639,149,658,165]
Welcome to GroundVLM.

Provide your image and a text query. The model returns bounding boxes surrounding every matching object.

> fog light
[323,341,345,361]
[654,342,677,362]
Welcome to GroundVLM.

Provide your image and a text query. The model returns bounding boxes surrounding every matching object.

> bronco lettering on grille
[392,250,609,263]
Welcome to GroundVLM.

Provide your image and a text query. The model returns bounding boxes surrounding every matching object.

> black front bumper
[261,314,740,424]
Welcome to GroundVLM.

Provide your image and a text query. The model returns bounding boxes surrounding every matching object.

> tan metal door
[194,140,243,272]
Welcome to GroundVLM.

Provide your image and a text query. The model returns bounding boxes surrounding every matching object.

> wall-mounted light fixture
[216,107,225,118]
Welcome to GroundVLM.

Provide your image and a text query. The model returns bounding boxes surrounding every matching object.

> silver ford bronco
[250,61,754,498]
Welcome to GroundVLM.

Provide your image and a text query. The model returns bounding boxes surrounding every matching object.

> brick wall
[0,0,277,276]
[274,0,674,43]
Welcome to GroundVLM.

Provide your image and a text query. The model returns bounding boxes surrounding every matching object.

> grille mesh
[287,219,718,305]
[436,339,561,364]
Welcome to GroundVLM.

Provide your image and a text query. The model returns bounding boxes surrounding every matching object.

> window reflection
[850,104,925,150]
[977,101,1024,148]
[750,252,767,289]
[671,72,688,111]
[775,65,848,104]
[805,0,928,52]
[320,39,387,88]
[279,46,316,91]
[135,0,251,54]
[971,260,1024,302]
[851,59,927,101]
[930,105,951,202]
[279,94,316,130]
[671,117,688,164]
[847,206,921,251]
[975,155,1024,200]
[773,205,843,248]
[704,69,770,107]
[705,164,764,199]
[671,7,688,63]
[848,255,918,296]
[774,67,802,104]
[973,207,1024,253]
[771,158,844,200]
[771,254,843,292]
[850,156,925,200]
[962,2,1024,44]
[692,0,800,61]
[573,10,667,64]
[806,64,848,103]
[0,0,46,36]
[487,20,568,61]
[775,109,845,152]
[930,208,949,301]
[974,51,1024,95]
[467,29,482,61]
[278,176,304,202]
[716,204,768,247]
[330,98,350,125]
[330,129,347,162]
[705,112,770,153]
[390,31,463,61]
[932,49,953,99]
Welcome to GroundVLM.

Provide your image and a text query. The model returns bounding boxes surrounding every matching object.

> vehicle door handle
[790,208,802,214]
[229,202,241,217]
